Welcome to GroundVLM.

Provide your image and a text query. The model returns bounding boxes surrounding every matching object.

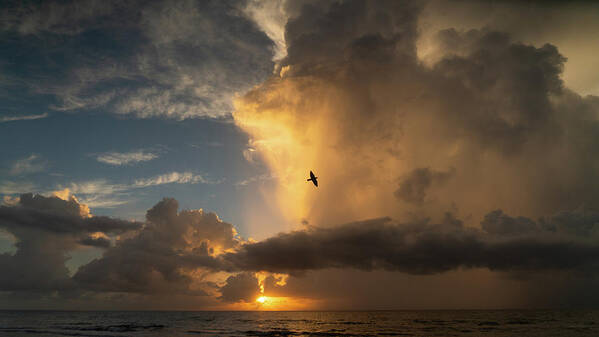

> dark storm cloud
[218,272,261,303]
[236,0,599,226]
[395,168,455,205]
[222,212,599,274]
[282,0,421,69]
[432,28,567,153]
[3,196,599,304]
[78,236,111,248]
[0,193,141,234]
[73,198,238,294]
[0,194,140,291]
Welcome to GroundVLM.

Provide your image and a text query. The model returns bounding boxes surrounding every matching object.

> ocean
[1,310,598,336]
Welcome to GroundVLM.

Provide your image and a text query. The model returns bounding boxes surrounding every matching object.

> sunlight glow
[257,296,267,303]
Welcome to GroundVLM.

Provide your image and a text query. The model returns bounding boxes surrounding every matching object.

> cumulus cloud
[95,150,158,166]
[74,198,239,294]
[233,0,599,229]
[224,0,599,307]
[0,193,140,291]
[218,272,261,303]
[3,195,599,307]
[0,193,141,233]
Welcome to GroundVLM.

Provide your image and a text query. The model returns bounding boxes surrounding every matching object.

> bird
[307,170,318,187]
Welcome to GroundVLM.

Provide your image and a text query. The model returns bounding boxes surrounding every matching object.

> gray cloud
[1,0,274,120]
[3,195,599,307]
[235,0,599,228]
[0,193,141,234]
[395,167,455,205]
[218,272,261,303]
[0,0,117,35]
[0,194,140,292]
[223,211,599,275]
[73,198,238,294]
[78,235,111,248]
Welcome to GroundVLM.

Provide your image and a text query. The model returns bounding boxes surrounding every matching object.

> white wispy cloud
[133,171,219,187]
[12,0,273,120]
[0,113,48,123]
[9,154,46,175]
[243,0,289,62]
[0,181,36,195]
[58,171,221,208]
[235,173,276,186]
[96,150,159,166]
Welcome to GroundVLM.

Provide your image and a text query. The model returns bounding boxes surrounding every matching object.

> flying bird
[307,170,318,187]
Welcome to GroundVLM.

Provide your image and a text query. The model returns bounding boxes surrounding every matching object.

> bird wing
[310,171,316,180]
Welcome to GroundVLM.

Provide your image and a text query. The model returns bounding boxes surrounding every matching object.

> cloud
[56,171,220,208]
[418,0,599,96]
[132,172,219,187]
[0,0,116,35]
[2,196,599,307]
[233,0,599,230]
[218,272,261,303]
[96,150,158,166]
[1,0,275,120]
[0,193,141,234]
[9,154,46,176]
[0,193,140,291]
[395,167,455,205]
[78,235,111,248]
[0,181,36,195]
[235,173,276,187]
[73,198,239,294]
[0,113,48,123]
[4,0,599,309]
[222,211,599,275]
[243,0,289,62]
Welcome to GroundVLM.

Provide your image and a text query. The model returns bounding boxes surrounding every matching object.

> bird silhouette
[307,170,318,187]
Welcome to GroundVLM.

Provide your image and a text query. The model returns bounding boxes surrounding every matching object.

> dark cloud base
[223,211,599,274]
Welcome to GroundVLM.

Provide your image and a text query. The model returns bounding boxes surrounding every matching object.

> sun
[256,296,267,303]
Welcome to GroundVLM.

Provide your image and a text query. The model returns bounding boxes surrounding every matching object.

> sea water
[1,310,598,336]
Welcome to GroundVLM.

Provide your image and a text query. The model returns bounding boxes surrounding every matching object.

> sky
[2,0,599,310]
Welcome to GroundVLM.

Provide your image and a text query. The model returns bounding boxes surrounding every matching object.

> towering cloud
[225,0,599,307]
[234,0,599,229]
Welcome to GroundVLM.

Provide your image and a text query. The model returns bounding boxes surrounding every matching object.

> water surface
[1,310,598,336]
